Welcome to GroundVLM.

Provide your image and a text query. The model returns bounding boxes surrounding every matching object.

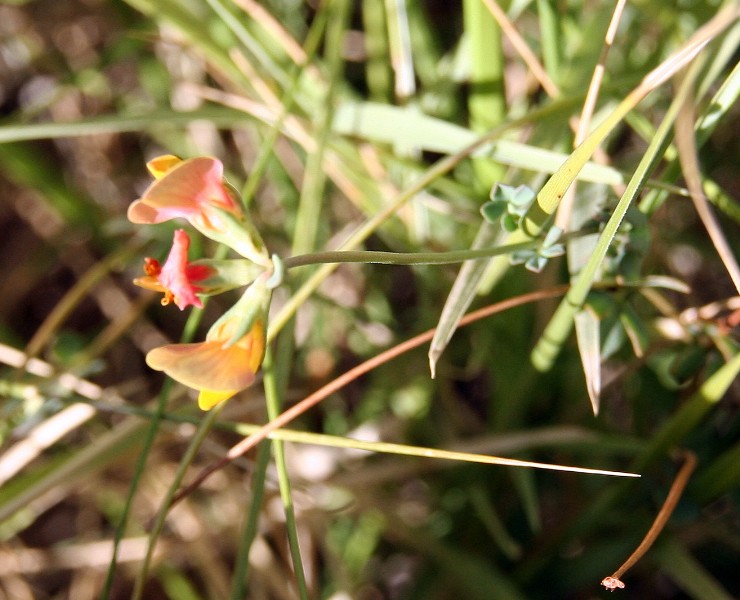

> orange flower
[134,229,210,310]
[145,279,271,410]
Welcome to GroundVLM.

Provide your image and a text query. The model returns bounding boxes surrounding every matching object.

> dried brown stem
[601,450,698,591]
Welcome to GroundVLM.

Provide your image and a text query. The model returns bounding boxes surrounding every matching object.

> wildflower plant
[130,155,277,410]
[4,2,739,600]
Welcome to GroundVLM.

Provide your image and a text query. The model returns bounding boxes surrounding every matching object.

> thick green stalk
[291,0,350,255]
[463,0,506,190]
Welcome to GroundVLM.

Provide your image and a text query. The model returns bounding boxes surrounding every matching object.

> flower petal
[158,229,204,310]
[198,389,238,410]
[146,340,259,392]
[147,155,183,179]
[128,157,236,225]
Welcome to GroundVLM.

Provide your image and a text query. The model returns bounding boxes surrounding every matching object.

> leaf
[575,309,602,415]
[332,102,626,185]
[428,222,505,377]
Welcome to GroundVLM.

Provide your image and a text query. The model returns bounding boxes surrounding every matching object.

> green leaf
[575,309,602,415]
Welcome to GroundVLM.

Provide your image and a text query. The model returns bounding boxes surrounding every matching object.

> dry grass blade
[480,0,558,97]
[602,451,698,591]
[675,81,740,293]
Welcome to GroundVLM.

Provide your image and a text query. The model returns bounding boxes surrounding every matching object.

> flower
[128,156,240,229]
[128,155,270,265]
[134,229,211,310]
[145,278,271,410]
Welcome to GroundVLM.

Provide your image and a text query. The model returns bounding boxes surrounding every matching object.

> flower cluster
[129,155,275,410]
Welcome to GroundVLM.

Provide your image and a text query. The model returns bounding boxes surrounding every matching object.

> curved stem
[601,450,697,591]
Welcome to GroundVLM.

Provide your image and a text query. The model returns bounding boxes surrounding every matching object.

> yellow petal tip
[198,389,237,411]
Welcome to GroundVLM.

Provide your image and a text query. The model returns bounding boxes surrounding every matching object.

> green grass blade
[463,0,505,189]
[99,382,174,600]
[0,416,146,525]
[536,0,560,78]
[574,308,602,415]
[427,223,505,376]
[640,22,740,214]
[690,440,740,504]
[362,1,391,101]
[0,107,256,143]
[522,3,738,237]
[203,0,288,90]
[292,0,350,256]
[332,101,625,185]
[469,485,522,560]
[530,61,699,372]
[122,0,248,89]
[131,405,224,600]
[634,350,740,472]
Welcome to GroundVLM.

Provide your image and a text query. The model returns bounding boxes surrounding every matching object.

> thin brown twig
[479,0,559,98]
[601,450,698,591]
[169,285,570,508]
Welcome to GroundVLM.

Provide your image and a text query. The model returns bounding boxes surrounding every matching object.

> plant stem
[281,229,593,270]
[601,450,697,591]
[282,244,534,269]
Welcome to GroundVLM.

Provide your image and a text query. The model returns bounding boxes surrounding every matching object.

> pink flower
[128,155,270,265]
[128,156,240,232]
[134,229,210,310]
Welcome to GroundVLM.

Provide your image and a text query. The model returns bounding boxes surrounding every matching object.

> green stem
[282,243,535,269]
[266,113,534,344]
[261,348,309,599]
[229,441,271,599]
[131,404,225,600]
[281,228,594,270]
